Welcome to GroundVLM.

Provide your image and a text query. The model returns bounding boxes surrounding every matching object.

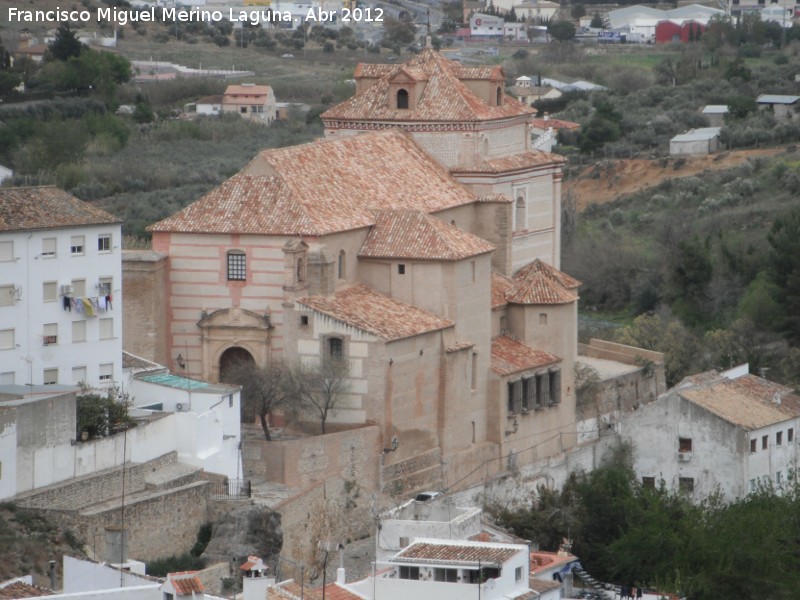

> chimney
[105,527,128,565]
[241,556,275,600]
[336,544,345,585]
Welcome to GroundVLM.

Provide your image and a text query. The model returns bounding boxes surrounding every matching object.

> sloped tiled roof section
[450,151,566,175]
[491,335,560,376]
[394,541,519,567]
[0,581,55,598]
[491,272,514,309]
[0,186,121,232]
[298,285,453,341]
[167,571,205,595]
[270,581,364,600]
[323,49,534,123]
[359,210,494,261]
[149,130,476,236]
[679,376,800,431]
[505,259,580,305]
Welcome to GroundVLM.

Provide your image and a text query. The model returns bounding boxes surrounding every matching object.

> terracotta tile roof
[491,335,560,376]
[149,130,476,236]
[447,341,475,353]
[529,579,562,593]
[530,118,580,130]
[0,581,54,598]
[511,591,540,600]
[167,571,205,595]
[529,551,578,576]
[394,540,521,567]
[298,285,453,341]
[270,581,364,600]
[0,186,121,232]
[477,193,513,204]
[239,555,267,571]
[450,151,565,175]
[679,375,800,431]
[505,259,580,305]
[359,210,494,261]
[196,94,223,104]
[224,84,271,100]
[491,272,514,308]
[323,49,534,123]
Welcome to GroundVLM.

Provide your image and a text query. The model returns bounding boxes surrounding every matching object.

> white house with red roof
[222,84,276,124]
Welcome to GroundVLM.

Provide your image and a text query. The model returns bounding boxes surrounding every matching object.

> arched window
[338,250,346,279]
[296,257,305,283]
[515,196,526,232]
[496,86,502,106]
[226,250,246,281]
[397,89,409,109]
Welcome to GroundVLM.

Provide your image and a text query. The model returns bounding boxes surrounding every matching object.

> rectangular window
[642,476,656,489]
[72,366,87,385]
[98,234,111,252]
[549,368,561,405]
[471,353,478,391]
[749,478,756,493]
[777,431,783,446]
[751,438,757,453]
[70,235,85,256]
[539,313,548,325]
[43,368,58,385]
[522,376,534,411]
[397,263,406,275]
[0,241,13,261]
[42,237,57,257]
[776,470,783,485]
[789,428,794,443]
[99,363,113,382]
[0,328,14,350]
[72,320,86,343]
[678,477,694,493]
[515,566,523,583]
[43,281,57,302]
[399,566,419,580]
[43,323,58,345]
[470,260,476,282]
[99,277,113,296]
[0,285,14,307]
[399,536,409,548]
[763,435,768,450]
[328,337,343,358]
[300,315,309,326]
[227,251,246,281]
[99,318,113,340]
[434,568,458,583]
[72,279,86,297]
[679,437,693,453]
[508,380,522,415]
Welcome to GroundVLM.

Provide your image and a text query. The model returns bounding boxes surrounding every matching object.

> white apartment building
[0,186,123,390]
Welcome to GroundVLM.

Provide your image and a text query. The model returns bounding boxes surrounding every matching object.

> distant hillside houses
[606,3,724,43]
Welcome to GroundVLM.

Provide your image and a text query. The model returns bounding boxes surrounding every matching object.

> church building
[135,49,579,493]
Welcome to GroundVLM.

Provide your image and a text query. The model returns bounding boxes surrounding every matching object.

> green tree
[767,208,800,343]
[383,16,418,46]
[590,12,604,28]
[725,94,757,120]
[48,23,84,61]
[548,20,576,42]
[76,391,133,440]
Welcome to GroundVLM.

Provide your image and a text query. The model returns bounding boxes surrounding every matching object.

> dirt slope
[565,148,785,210]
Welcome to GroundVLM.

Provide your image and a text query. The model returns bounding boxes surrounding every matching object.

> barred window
[227,251,246,281]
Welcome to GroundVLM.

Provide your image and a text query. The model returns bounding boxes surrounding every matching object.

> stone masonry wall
[122,250,169,366]
[14,452,177,510]
[244,426,381,490]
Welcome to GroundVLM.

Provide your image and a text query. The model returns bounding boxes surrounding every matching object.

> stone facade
[121,250,169,366]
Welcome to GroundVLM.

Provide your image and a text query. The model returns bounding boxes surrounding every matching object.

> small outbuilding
[756,94,800,121]
[670,127,721,156]
[701,104,729,127]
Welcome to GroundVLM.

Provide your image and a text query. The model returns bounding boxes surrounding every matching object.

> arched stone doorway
[219,346,255,383]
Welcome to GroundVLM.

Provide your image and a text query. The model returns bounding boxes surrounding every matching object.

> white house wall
[0,224,123,388]
[0,410,17,500]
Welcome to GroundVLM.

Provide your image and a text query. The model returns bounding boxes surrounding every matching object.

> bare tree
[291,357,350,435]
[227,361,291,441]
